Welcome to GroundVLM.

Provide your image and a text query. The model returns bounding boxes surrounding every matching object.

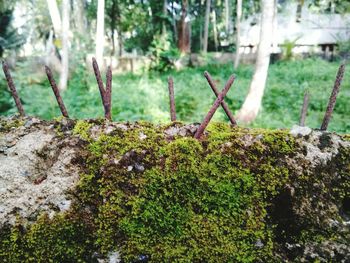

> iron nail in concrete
[204,71,237,126]
[92,57,113,120]
[92,57,106,105]
[168,76,177,122]
[194,74,235,139]
[320,64,345,131]
[299,89,309,127]
[105,65,112,121]
[1,60,25,117]
[45,65,69,118]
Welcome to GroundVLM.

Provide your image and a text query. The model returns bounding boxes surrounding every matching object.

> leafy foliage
[308,0,350,13]
[148,33,180,72]
[0,9,26,57]
[280,36,302,60]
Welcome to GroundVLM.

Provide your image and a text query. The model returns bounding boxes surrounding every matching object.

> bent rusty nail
[320,64,345,131]
[105,65,112,120]
[1,61,25,116]
[204,71,237,126]
[195,75,235,139]
[168,76,177,121]
[92,57,106,105]
[299,90,309,127]
[45,65,69,118]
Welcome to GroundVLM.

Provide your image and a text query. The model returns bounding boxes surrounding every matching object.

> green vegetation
[1,119,349,262]
[1,58,349,133]
[0,213,95,262]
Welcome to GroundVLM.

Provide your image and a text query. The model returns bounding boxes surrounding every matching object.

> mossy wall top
[0,117,349,262]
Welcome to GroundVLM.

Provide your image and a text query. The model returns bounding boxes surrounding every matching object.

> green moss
[342,134,350,141]
[73,120,93,141]
[206,122,233,134]
[0,117,24,133]
[0,213,95,263]
[79,124,299,261]
[53,116,65,122]
[1,121,349,262]
[115,137,272,261]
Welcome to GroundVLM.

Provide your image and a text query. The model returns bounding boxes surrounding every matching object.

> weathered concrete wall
[0,117,349,262]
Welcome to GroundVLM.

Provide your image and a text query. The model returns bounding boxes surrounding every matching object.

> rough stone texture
[0,117,349,262]
[286,126,350,262]
[0,119,202,229]
[0,117,83,227]
[290,125,350,168]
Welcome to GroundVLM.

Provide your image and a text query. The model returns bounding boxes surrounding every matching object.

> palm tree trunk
[236,0,275,123]
[172,1,178,43]
[74,0,86,35]
[178,0,190,53]
[203,0,210,53]
[46,0,61,35]
[234,0,242,69]
[162,0,168,36]
[224,0,230,34]
[59,0,69,91]
[212,7,218,51]
[96,0,105,66]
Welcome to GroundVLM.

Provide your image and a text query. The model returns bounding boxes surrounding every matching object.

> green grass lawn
[1,58,349,133]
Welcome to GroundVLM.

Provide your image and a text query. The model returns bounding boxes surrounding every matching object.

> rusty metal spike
[168,76,176,122]
[299,90,309,127]
[45,65,69,118]
[1,61,25,117]
[204,71,237,126]
[105,65,112,120]
[320,64,345,131]
[195,75,235,139]
[92,57,106,104]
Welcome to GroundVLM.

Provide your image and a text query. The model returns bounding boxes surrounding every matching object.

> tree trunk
[198,0,203,51]
[45,30,62,73]
[115,0,123,57]
[234,0,242,69]
[178,0,190,53]
[172,1,178,43]
[59,0,69,91]
[203,0,210,53]
[162,0,168,36]
[118,30,123,57]
[96,0,105,67]
[212,7,218,51]
[109,0,117,56]
[111,30,115,56]
[46,0,61,35]
[224,0,230,34]
[74,0,86,35]
[236,0,274,123]
[296,0,303,22]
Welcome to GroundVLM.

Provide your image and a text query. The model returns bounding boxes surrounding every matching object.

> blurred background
[0,0,349,132]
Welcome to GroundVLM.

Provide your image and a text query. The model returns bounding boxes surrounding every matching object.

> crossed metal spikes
[167,71,237,138]
[194,73,236,139]
[1,59,346,138]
